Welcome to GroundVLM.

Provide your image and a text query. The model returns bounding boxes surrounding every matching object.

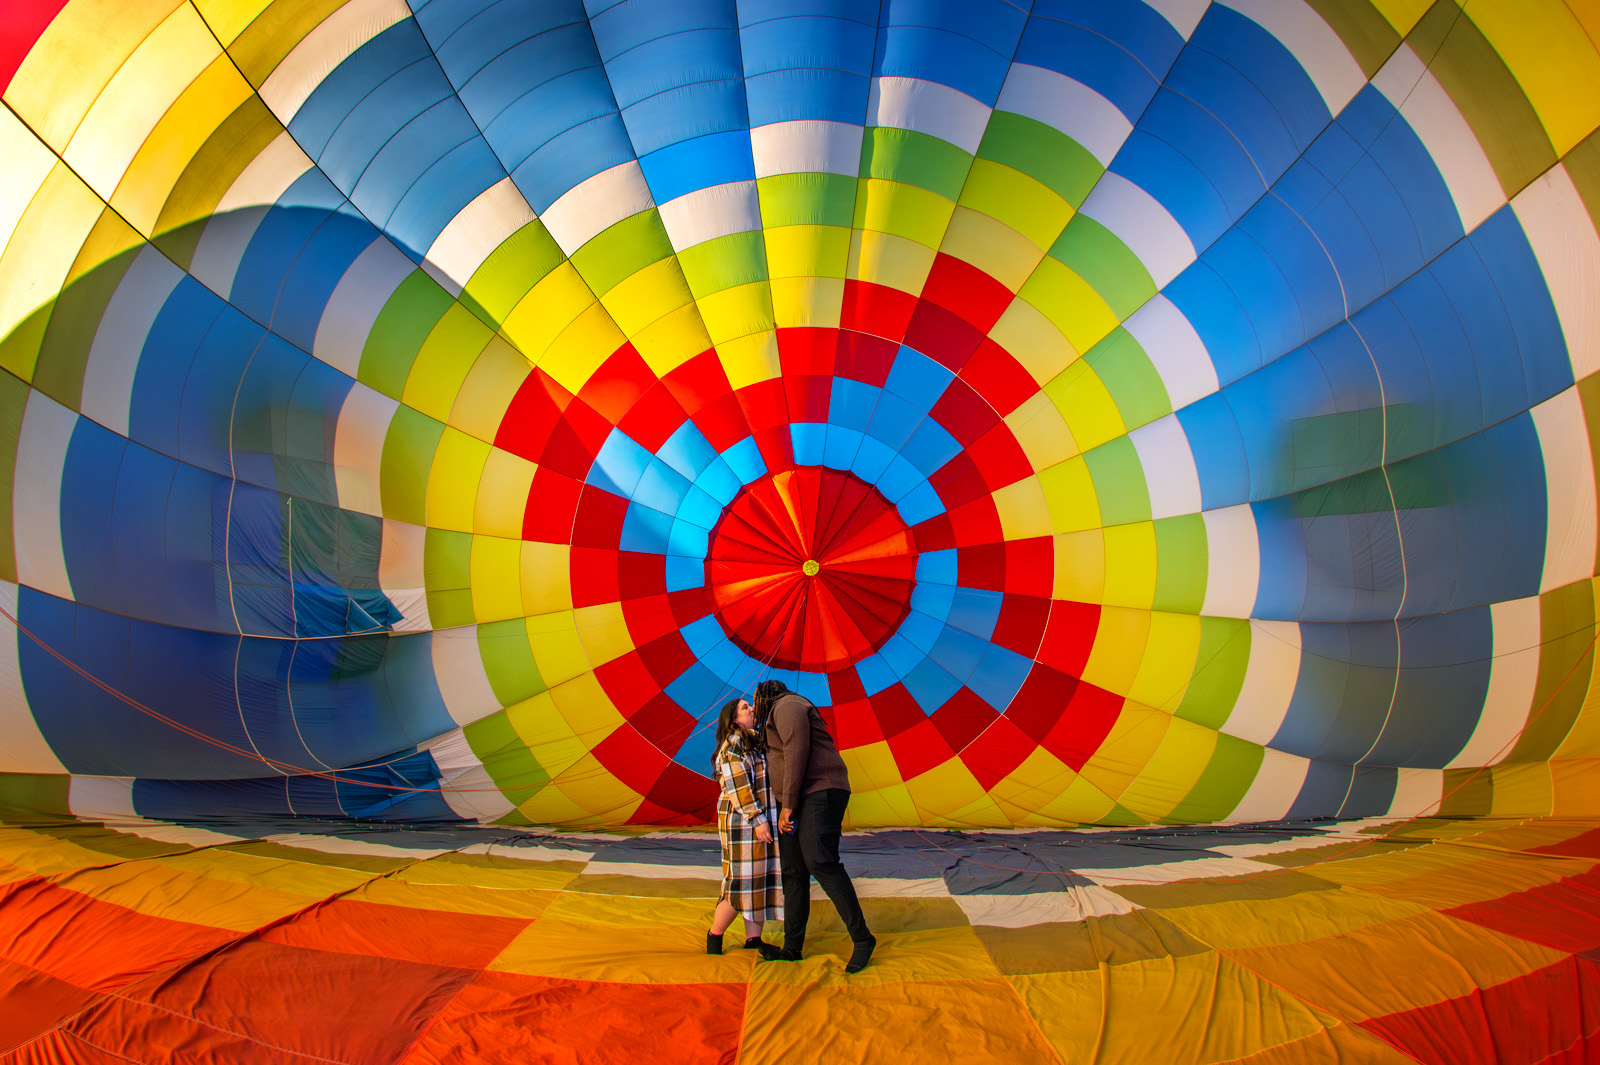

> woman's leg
[710,897,737,935]
[743,918,762,941]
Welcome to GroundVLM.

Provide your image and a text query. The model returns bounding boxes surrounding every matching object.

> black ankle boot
[845,933,877,973]
[706,931,723,955]
[742,937,780,960]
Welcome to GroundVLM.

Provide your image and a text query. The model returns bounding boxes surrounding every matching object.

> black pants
[778,788,871,947]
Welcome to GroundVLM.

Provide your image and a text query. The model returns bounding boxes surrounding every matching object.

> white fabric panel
[1223,0,1366,118]
[1372,44,1504,234]
[422,177,536,296]
[0,581,65,772]
[195,134,315,297]
[81,246,183,437]
[257,0,413,125]
[333,382,399,516]
[1222,747,1311,824]
[215,131,315,215]
[428,727,517,821]
[1448,596,1542,768]
[1388,767,1444,819]
[431,625,504,727]
[867,76,991,156]
[0,108,57,257]
[1144,0,1210,38]
[751,120,863,178]
[1079,171,1197,289]
[68,776,137,821]
[952,887,1137,927]
[1532,388,1597,592]
[379,518,431,631]
[315,237,418,378]
[1221,619,1301,745]
[1200,504,1260,618]
[540,160,655,256]
[1129,414,1202,519]
[1081,855,1282,886]
[1513,164,1600,381]
[657,180,762,250]
[190,205,269,299]
[14,391,77,602]
[118,822,242,846]
[272,834,451,859]
[1122,295,1218,409]
[993,64,1131,169]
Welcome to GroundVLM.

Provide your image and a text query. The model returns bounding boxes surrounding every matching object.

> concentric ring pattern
[2,0,1599,830]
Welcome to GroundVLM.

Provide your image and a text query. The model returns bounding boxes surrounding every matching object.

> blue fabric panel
[176,310,260,480]
[380,137,508,254]
[1028,0,1185,85]
[930,624,990,682]
[1468,205,1573,405]
[830,377,881,431]
[594,23,741,109]
[946,587,1003,640]
[1133,88,1268,244]
[588,0,736,65]
[1112,132,1233,258]
[675,484,725,531]
[420,0,586,87]
[1187,6,1329,162]
[900,655,964,708]
[231,203,349,323]
[1335,765,1396,819]
[164,462,226,632]
[640,130,755,203]
[630,456,694,516]
[228,335,321,496]
[1176,393,1249,509]
[899,418,961,476]
[112,445,179,623]
[849,433,896,484]
[129,277,223,461]
[886,346,953,409]
[969,644,1032,709]
[620,501,674,554]
[658,422,720,481]
[620,80,751,155]
[1274,621,1398,762]
[909,581,955,623]
[313,56,447,194]
[1249,497,1309,621]
[898,609,946,653]
[822,424,866,470]
[1014,11,1166,122]
[692,454,744,506]
[225,481,293,638]
[865,391,924,451]
[288,22,430,159]
[854,652,898,695]
[1354,89,1464,252]
[738,12,877,77]
[872,21,1019,106]
[59,420,126,619]
[591,429,653,497]
[510,112,638,214]
[744,68,871,125]
[460,22,609,124]
[1367,607,1493,767]
[268,212,381,354]
[1285,759,1353,820]
[790,421,828,465]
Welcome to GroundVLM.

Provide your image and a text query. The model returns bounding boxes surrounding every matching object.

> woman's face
[734,698,755,730]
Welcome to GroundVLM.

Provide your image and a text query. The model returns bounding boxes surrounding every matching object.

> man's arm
[772,697,813,811]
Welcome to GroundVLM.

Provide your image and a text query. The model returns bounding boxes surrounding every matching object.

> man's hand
[778,808,793,834]
[754,821,773,844]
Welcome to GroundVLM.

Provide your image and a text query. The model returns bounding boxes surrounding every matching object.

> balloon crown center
[802,559,821,576]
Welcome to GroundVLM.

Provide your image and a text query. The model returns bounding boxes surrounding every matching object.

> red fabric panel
[0,957,98,1049]
[3,1028,147,1065]
[1358,955,1600,1065]
[0,879,235,992]
[48,997,327,1064]
[397,970,743,1065]
[1446,867,1600,954]
[888,717,957,779]
[0,0,70,94]
[260,900,530,969]
[920,253,1013,330]
[962,716,1035,790]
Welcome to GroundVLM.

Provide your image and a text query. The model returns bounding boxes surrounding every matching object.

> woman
[706,696,781,958]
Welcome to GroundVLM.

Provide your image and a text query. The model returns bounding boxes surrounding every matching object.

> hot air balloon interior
[2,0,1600,1061]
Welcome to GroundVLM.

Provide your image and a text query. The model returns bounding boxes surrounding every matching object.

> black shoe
[845,934,877,974]
[706,931,723,955]
[742,937,780,960]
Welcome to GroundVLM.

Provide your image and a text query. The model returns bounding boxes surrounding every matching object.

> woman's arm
[720,747,769,828]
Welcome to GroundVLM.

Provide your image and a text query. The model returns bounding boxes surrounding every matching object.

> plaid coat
[714,730,781,924]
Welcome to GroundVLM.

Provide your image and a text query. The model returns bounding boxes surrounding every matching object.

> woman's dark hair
[752,679,789,731]
[713,697,764,775]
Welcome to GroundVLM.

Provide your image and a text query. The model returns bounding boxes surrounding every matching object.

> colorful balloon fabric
[3,0,1600,1060]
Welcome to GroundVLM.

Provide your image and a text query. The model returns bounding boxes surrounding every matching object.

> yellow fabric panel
[67,208,145,313]
[770,275,843,329]
[1552,754,1600,813]
[0,107,60,253]
[846,228,936,294]
[519,541,573,615]
[841,740,902,791]
[1102,521,1158,609]
[958,158,1075,250]
[492,916,747,984]
[450,336,530,444]
[843,782,920,827]
[1006,392,1080,471]
[57,862,318,931]
[904,757,989,820]
[1466,0,1600,155]
[0,164,104,382]
[852,178,956,249]
[1488,760,1555,816]
[515,781,596,826]
[938,206,1042,292]
[1117,715,1216,821]
[574,601,630,669]
[543,753,640,826]
[1050,771,1122,823]
[692,281,775,346]
[109,55,253,235]
[763,223,850,278]
[470,536,523,623]
[499,262,597,365]
[989,297,1079,386]
[407,305,496,423]
[1037,455,1101,533]
[988,746,1078,821]
[62,5,221,202]
[1053,529,1105,601]
[1128,611,1203,710]
[0,828,143,877]
[932,790,1011,829]
[991,475,1053,539]
[503,691,581,766]
[225,0,346,88]
[717,330,782,390]
[425,427,490,533]
[154,845,383,898]
[1370,0,1433,34]
[1078,705,1171,803]
[1082,605,1152,695]
[630,301,713,378]
[354,876,564,918]
[1350,849,1583,910]
[5,0,184,150]
[1017,257,1120,356]
[536,301,625,396]
[524,611,588,690]
[597,257,694,336]
[193,0,276,44]
[549,671,622,739]
[1044,355,1126,452]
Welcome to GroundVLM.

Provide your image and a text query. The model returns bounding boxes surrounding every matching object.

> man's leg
[796,790,871,945]
[777,823,810,955]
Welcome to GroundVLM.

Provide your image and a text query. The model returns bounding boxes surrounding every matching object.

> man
[754,678,876,973]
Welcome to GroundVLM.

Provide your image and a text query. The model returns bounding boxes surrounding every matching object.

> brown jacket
[763,692,850,810]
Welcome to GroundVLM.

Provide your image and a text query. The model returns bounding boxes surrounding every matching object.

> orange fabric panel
[1227,1022,1415,1064]
[0,957,98,1050]
[48,996,329,1064]
[259,898,532,968]
[2,1029,137,1065]
[398,970,745,1065]
[0,878,235,992]
[1445,866,1600,954]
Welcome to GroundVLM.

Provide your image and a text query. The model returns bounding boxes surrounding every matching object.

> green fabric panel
[407,303,495,418]
[379,406,444,525]
[1083,328,1171,431]
[1050,216,1155,319]
[465,709,550,805]
[1152,514,1207,614]
[676,230,769,296]
[977,110,1103,206]
[424,527,475,629]
[568,210,674,296]
[1581,373,1600,576]
[478,617,547,706]
[1304,0,1402,76]
[1439,765,1495,817]
[1563,125,1600,230]
[359,271,452,399]
[0,774,71,824]
[1098,802,1145,827]
[1163,734,1264,824]
[859,127,972,201]
[464,220,565,325]
[1294,450,1450,518]
[0,300,51,385]
[33,245,140,412]
[1288,405,1414,489]
[0,369,34,583]
[1083,437,1151,526]
[152,96,283,269]
[1507,581,1595,762]
[757,172,858,228]
[1176,617,1252,731]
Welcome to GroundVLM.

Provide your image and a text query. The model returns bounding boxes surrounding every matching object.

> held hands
[778,808,794,834]
[754,820,773,844]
